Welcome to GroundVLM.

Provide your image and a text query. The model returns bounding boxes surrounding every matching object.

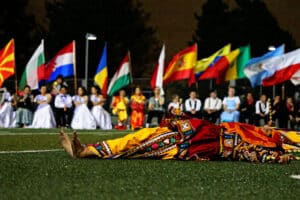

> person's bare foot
[59,130,75,158]
[72,132,85,157]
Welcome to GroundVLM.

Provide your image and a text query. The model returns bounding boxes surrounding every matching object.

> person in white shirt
[167,94,183,116]
[220,86,240,122]
[254,94,270,126]
[54,85,73,128]
[203,90,222,123]
[184,91,202,118]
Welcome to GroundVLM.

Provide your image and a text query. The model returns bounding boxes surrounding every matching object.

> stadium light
[84,33,97,88]
[268,46,276,51]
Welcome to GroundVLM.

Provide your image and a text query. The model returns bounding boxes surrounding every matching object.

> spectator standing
[54,86,73,128]
[31,85,56,128]
[130,86,146,130]
[90,85,112,130]
[111,89,129,130]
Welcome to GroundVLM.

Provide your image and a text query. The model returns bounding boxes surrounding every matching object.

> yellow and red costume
[111,95,129,129]
[84,118,300,163]
[130,94,146,130]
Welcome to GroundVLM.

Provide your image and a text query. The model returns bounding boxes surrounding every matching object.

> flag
[0,39,15,87]
[163,44,197,85]
[262,48,300,86]
[243,44,284,87]
[46,41,75,82]
[150,45,165,95]
[94,43,108,96]
[19,40,45,90]
[225,45,251,81]
[290,70,300,85]
[107,52,132,96]
[194,44,231,80]
[200,48,240,84]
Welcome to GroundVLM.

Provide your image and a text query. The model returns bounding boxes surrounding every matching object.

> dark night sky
[27,0,300,61]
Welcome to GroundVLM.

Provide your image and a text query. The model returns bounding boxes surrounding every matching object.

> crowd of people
[1,76,300,130]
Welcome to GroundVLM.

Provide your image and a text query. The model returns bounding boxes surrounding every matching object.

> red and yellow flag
[0,39,15,87]
[163,44,197,85]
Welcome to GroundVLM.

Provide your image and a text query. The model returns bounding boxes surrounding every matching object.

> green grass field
[0,128,300,200]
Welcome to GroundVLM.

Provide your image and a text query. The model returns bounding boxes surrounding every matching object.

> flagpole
[73,40,77,93]
[12,39,18,94]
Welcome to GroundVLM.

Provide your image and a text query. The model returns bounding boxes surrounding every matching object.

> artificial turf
[0,129,300,200]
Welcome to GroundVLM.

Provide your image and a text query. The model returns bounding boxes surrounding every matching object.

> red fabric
[262,63,300,86]
[150,63,159,89]
[220,122,282,148]
[199,57,230,84]
[187,119,220,160]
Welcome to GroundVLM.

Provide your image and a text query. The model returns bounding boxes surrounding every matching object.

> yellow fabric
[194,44,231,74]
[112,96,129,122]
[282,131,300,143]
[163,44,197,81]
[225,48,241,81]
[106,127,171,155]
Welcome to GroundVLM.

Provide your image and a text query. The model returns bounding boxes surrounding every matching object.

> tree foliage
[45,0,160,79]
[193,0,297,58]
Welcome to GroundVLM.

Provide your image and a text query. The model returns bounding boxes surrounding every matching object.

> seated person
[15,85,34,127]
[203,90,222,123]
[220,86,240,122]
[110,89,129,130]
[254,94,270,126]
[54,86,72,128]
[168,94,183,116]
[184,91,202,118]
[146,87,165,128]
[240,92,255,124]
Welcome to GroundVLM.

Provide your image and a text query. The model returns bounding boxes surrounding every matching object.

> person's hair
[78,86,87,95]
[60,85,68,91]
[210,89,217,94]
[23,85,31,90]
[172,94,179,100]
[56,75,64,81]
[91,85,100,95]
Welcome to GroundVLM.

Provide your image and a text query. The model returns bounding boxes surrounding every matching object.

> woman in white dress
[71,86,96,130]
[31,85,56,128]
[90,85,112,130]
[0,89,15,128]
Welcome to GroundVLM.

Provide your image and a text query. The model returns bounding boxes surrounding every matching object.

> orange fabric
[0,39,15,87]
[130,94,146,129]
[220,122,281,148]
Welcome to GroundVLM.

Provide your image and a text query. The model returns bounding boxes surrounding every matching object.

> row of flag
[152,43,300,91]
[1,38,300,97]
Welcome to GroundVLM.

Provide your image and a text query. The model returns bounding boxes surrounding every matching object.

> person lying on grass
[60,108,300,164]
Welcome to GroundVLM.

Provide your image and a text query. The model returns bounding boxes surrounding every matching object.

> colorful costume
[130,94,146,130]
[112,96,129,129]
[65,118,300,163]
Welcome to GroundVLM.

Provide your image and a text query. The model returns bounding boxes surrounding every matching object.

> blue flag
[243,45,284,87]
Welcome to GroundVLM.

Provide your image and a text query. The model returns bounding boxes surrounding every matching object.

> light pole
[84,33,97,88]
[268,45,276,98]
